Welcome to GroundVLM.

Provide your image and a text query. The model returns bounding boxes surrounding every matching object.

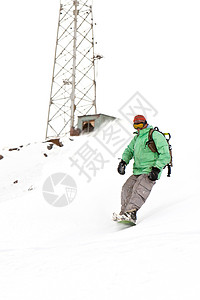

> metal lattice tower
[46,0,98,139]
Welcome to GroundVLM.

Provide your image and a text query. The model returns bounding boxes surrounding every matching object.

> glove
[148,167,160,181]
[117,159,127,175]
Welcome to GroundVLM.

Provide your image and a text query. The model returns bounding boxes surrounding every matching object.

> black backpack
[146,127,173,177]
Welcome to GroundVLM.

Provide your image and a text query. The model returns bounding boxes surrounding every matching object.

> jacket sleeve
[153,131,171,170]
[122,136,137,165]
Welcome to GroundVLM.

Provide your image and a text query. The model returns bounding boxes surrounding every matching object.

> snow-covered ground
[0,121,199,300]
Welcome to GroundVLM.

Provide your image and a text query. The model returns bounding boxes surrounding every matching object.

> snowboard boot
[113,212,121,221]
[121,209,137,223]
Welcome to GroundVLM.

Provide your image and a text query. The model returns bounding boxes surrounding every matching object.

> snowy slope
[0,122,199,300]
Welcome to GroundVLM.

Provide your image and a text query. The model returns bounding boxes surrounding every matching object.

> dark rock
[9,148,20,151]
[45,138,63,147]
[47,144,53,150]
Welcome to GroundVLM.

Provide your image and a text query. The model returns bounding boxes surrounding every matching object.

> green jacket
[122,126,171,179]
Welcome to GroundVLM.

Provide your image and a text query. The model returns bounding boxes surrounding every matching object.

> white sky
[0,0,200,148]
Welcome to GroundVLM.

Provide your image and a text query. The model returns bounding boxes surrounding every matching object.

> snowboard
[117,220,136,226]
[112,212,136,226]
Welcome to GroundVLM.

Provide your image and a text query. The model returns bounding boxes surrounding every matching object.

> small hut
[73,113,116,135]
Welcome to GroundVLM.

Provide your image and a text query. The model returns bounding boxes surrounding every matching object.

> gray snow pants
[121,174,156,213]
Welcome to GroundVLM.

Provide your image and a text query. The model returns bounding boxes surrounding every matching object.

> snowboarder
[115,115,171,224]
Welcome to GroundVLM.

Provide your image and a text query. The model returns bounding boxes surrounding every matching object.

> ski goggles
[133,123,145,129]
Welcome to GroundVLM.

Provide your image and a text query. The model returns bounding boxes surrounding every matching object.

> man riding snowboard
[114,115,171,224]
